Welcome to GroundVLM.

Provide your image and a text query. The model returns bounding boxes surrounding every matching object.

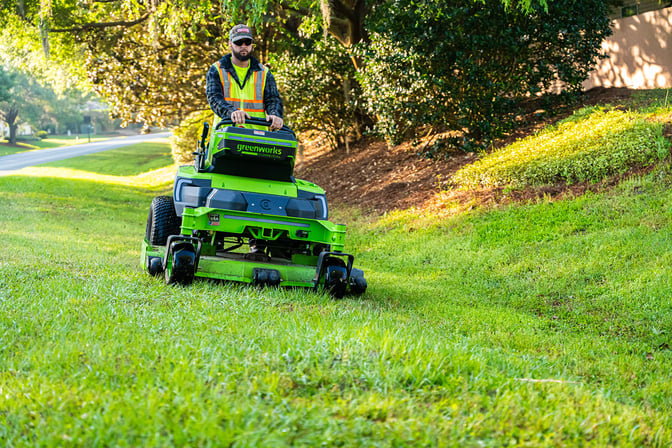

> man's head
[229,24,254,63]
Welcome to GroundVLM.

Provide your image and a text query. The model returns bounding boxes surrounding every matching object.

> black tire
[325,264,348,299]
[146,196,180,246]
[165,243,196,286]
[350,268,367,295]
[145,256,164,276]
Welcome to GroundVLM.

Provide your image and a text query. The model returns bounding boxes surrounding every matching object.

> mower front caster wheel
[165,243,196,286]
[349,268,367,295]
[146,256,164,276]
[325,264,348,299]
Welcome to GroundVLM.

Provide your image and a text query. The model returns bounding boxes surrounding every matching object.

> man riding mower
[141,117,367,298]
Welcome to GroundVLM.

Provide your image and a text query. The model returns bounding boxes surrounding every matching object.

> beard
[233,49,251,62]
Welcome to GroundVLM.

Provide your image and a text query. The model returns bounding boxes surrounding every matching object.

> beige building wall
[584,6,672,90]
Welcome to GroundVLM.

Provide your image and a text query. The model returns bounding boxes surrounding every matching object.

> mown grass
[0,134,114,157]
[1,134,672,446]
[454,89,672,189]
[39,139,174,176]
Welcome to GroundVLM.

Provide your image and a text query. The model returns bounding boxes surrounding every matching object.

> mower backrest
[206,125,297,183]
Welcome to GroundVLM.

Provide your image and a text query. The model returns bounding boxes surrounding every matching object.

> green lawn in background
[39,139,174,176]
[0,137,670,446]
[0,134,116,157]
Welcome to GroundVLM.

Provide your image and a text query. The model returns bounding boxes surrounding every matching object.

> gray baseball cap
[229,24,254,43]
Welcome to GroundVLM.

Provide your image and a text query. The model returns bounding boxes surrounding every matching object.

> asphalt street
[0,132,171,177]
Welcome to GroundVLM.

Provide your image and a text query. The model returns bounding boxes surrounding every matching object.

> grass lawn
[0,141,671,446]
[0,134,116,157]
[39,139,174,176]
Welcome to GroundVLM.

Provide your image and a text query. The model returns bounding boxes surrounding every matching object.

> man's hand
[231,110,250,126]
[266,114,283,131]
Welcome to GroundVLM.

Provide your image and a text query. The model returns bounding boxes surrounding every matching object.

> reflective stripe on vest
[215,61,267,117]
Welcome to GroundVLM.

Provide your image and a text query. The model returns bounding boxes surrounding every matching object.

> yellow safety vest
[215,61,268,129]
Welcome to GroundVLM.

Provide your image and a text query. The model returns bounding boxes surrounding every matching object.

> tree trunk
[325,0,368,70]
[5,104,19,145]
[9,123,17,145]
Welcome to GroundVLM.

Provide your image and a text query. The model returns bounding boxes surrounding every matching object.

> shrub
[358,0,612,150]
[270,38,360,149]
[170,110,214,165]
[452,108,671,188]
[35,130,48,139]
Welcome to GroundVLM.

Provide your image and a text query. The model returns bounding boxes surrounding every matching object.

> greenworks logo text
[239,144,282,156]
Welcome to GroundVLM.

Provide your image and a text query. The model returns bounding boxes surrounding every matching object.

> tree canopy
[1,0,618,154]
[0,20,96,142]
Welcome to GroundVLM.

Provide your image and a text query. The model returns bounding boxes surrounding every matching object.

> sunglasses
[233,39,253,46]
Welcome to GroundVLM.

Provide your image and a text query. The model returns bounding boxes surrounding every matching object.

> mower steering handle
[214,117,295,136]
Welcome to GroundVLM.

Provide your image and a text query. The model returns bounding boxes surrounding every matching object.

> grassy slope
[0,140,671,446]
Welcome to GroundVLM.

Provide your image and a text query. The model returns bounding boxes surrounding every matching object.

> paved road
[0,132,171,177]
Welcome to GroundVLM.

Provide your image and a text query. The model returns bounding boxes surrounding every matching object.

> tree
[272,37,362,150]
[0,66,47,144]
[0,0,560,128]
[0,65,12,104]
[0,0,616,154]
[0,22,95,140]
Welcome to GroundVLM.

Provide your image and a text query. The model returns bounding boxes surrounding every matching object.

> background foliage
[0,0,617,156]
[272,38,361,150]
[0,20,99,142]
[358,0,613,149]
[170,109,214,165]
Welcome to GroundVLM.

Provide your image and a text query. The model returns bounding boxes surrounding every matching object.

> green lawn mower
[141,117,367,298]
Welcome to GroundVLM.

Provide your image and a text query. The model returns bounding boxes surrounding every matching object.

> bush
[452,108,670,188]
[358,0,612,150]
[170,110,214,165]
[35,130,48,139]
[270,38,361,149]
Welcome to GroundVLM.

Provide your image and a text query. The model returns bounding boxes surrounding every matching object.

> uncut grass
[1,160,671,445]
[453,106,670,188]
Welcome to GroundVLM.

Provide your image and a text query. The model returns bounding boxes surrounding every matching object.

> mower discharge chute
[141,117,367,298]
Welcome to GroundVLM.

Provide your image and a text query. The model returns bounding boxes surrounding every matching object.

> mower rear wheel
[146,196,180,246]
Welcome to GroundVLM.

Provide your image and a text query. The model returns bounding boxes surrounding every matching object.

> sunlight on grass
[2,131,672,445]
[0,141,38,156]
[40,139,173,176]
[454,107,670,188]
[0,135,113,156]
[14,165,178,188]
[10,138,177,187]
[32,135,112,149]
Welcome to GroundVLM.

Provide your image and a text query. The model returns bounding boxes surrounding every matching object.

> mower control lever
[193,122,210,172]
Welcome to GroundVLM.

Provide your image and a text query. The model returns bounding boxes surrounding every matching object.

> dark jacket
[206,54,283,120]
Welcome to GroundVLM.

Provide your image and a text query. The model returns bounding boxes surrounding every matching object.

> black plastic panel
[206,189,248,211]
[286,198,317,219]
[173,176,212,216]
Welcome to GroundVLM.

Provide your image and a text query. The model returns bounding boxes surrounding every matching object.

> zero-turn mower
[141,117,367,298]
